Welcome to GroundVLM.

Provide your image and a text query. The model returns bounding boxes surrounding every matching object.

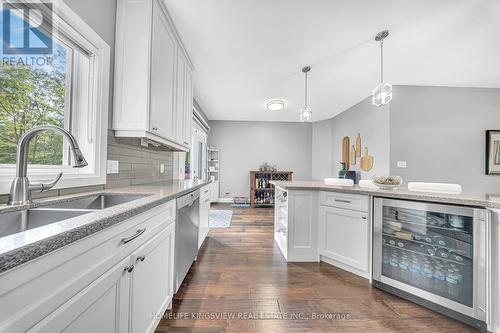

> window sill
[0,173,106,195]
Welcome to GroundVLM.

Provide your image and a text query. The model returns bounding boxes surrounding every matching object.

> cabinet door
[150,0,176,140]
[175,50,187,145]
[130,223,175,333]
[319,206,369,273]
[183,67,193,147]
[28,257,131,333]
[199,195,210,249]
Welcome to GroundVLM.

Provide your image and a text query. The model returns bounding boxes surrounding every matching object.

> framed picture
[486,130,500,175]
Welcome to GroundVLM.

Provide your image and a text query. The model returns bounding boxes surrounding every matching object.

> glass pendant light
[372,30,392,107]
[300,66,312,122]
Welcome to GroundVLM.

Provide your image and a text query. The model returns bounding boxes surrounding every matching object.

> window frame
[0,0,110,193]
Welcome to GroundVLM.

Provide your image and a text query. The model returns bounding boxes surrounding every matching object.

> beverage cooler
[372,198,489,330]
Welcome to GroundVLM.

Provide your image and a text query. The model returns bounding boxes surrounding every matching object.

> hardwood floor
[155,204,479,333]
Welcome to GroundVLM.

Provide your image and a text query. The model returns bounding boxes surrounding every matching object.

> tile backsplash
[106,130,174,188]
[0,131,174,204]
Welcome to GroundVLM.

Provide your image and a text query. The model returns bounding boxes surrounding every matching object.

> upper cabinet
[113,0,194,151]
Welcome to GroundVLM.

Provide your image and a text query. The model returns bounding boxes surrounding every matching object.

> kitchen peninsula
[271,180,500,332]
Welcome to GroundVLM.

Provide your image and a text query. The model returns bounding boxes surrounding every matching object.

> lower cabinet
[29,223,175,333]
[130,223,175,333]
[199,187,210,249]
[28,257,131,333]
[318,206,370,278]
[0,201,178,333]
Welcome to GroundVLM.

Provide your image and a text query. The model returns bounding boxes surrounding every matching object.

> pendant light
[372,30,392,107]
[300,66,312,122]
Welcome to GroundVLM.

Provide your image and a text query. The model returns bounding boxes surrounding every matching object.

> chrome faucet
[8,125,88,206]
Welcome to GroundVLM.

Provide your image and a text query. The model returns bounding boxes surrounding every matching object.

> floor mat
[209,210,233,228]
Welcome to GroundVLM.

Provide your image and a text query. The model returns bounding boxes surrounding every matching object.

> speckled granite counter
[271,180,500,209]
[0,180,210,273]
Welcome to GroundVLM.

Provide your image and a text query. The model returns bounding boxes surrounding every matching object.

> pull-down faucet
[8,125,88,206]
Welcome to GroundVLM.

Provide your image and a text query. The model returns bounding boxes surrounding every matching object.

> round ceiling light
[266,99,286,111]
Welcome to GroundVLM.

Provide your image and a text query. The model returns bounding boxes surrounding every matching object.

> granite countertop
[271,180,500,209]
[0,180,211,273]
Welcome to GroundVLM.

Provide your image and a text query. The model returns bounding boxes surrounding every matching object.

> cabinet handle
[136,255,146,263]
[152,127,158,131]
[362,216,368,220]
[124,265,134,273]
[334,199,352,204]
[184,141,189,145]
[121,228,146,244]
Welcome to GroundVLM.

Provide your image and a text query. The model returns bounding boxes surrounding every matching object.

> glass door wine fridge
[373,198,489,330]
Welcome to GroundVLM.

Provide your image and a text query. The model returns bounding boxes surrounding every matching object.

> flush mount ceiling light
[372,30,392,107]
[266,99,286,111]
[300,66,312,122]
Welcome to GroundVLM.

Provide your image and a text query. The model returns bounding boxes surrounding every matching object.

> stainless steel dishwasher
[174,190,200,293]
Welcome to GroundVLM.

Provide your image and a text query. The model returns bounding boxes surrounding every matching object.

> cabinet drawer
[0,200,175,333]
[319,191,368,212]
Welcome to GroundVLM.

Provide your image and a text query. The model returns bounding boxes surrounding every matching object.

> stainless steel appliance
[373,198,489,330]
[174,190,200,293]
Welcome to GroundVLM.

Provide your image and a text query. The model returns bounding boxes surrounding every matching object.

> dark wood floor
[155,205,478,333]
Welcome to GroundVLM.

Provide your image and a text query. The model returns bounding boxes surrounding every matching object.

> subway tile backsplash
[0,131,174,204]
[106,130,174,188]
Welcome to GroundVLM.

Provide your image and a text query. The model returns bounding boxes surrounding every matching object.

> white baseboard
[216,198,233,204]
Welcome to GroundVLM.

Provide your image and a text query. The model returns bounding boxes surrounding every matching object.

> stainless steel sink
[45,194,148,210]
[0,208,92,238]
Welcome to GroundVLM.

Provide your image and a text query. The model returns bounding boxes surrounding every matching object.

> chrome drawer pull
[334,199,352,204]
[121,228,146,244]
[124,265,134,273]
[136,255,146,262]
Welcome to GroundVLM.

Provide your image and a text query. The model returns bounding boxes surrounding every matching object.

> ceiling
[163,0,500,122]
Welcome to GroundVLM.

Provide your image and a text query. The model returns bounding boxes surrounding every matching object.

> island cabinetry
[274,187,318,262]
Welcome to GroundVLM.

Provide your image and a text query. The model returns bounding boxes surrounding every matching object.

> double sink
[0,194,149,239]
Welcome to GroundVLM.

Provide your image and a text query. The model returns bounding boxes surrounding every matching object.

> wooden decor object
[350,145,356,165]
[360,147,374,172]
[342,136,350,169]
[355,133,362,158]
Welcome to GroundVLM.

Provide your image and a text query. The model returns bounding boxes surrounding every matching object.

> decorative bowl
[372,175,403,190]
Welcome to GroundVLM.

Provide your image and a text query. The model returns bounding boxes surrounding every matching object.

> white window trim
[0,0,110,194]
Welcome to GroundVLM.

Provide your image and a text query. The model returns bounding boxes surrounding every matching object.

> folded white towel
[324,178,354,187]
[408,182,462,194]
[359,179,378,189]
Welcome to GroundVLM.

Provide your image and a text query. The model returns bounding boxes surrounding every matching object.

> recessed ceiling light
[266,99,286,111]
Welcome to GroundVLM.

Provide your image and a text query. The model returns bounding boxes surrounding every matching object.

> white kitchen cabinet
[488,209,500,333]
[0,200,176,333]
[130,223,175,333]
[209,181,219,203]
[27,257,131,333]
[199,185,211,249]
[318,205,370,278]
[149,0,177,141]
[175,49,194,148]
[113,0,194,151]
[273,187,319,262]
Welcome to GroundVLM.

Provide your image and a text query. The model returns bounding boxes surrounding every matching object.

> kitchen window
[0,1,110,193]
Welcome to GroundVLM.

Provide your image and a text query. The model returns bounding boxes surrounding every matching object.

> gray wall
[390,86,500,193]
[312,85,500,193]
[208,121,312,199]
[311,96,390,181]
[64,0,175,188]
